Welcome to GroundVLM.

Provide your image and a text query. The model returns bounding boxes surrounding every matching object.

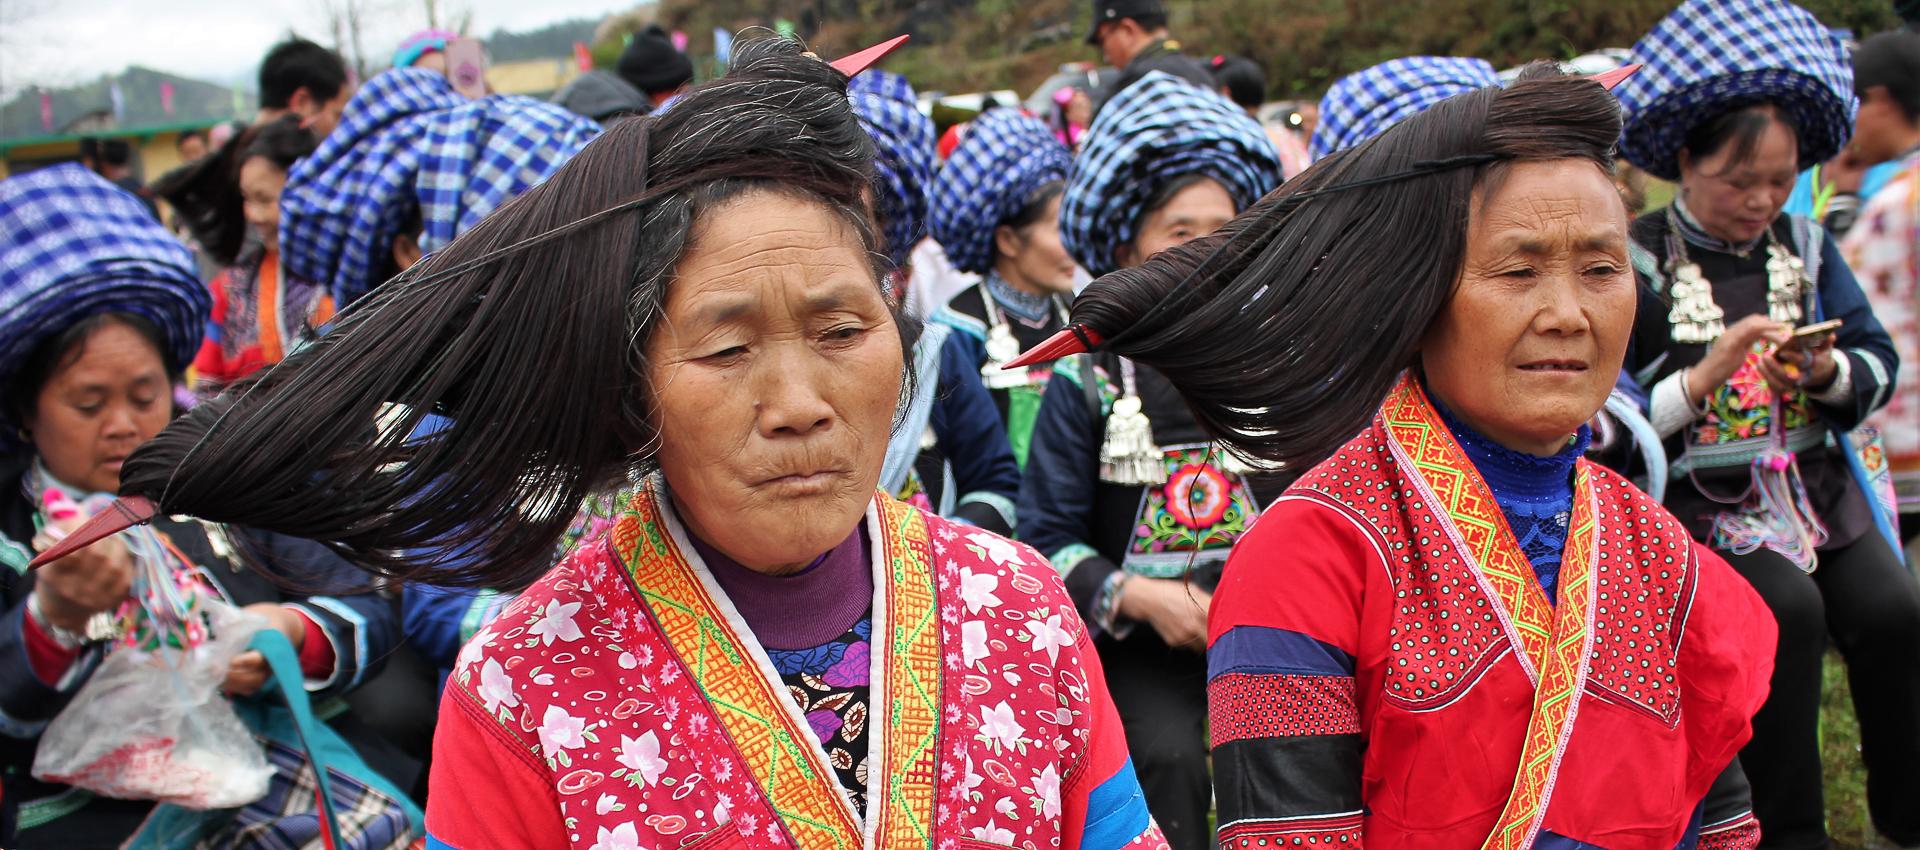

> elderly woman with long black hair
[1006,61,1773,850]
[45,38,1165,850]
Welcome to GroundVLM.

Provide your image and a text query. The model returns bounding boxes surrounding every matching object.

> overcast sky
[0,0,645,97]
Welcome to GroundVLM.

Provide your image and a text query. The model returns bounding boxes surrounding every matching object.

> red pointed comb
[28,496,157,570]
[1001,325,1104,370]
[830,35,910,77]
[1589,63,1641,91]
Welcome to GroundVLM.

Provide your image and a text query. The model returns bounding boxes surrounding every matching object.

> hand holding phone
[1782,318,1842,352]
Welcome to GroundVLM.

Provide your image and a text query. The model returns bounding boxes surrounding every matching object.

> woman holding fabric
[1614,2,1920,844]
[1017,71,1283,850]
[1004,60,1774,850]
[46,38,1165,850]
[0,165,410,848]
[928,108,1081,468]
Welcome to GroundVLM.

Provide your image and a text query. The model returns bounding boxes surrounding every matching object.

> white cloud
[1,0,645,96]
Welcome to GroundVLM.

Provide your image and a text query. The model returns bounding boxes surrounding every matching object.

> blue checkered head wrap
[1310,56,1500,161]
[280,68,601,308]
[848,69,917,106]
[1616,0,1854,180]
[849,75,936,269]
[1061,71,1282,278]
[0,164,207,451]
[928,109,1073,275]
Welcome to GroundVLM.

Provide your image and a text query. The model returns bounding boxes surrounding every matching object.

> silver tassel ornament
[1100,395,1166,485]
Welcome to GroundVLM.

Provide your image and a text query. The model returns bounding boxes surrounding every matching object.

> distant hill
[485,17,601,63]
[654,0,1902,99]
[0,66,249,141]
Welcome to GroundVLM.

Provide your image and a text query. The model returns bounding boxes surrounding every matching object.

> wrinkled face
[1678,112,1798,245]
[27,320,174,494]
[1420,159,1635,456]
[996,194,1078,294]
[647,190,903,573]
[1118,177,1236,270]
[239,155,288,253]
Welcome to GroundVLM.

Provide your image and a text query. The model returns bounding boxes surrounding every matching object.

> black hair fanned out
[153,116,317,266]
[119,37,885,591]
[1072,62,1622,471]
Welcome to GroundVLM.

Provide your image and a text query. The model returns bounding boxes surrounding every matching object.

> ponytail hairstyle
[153,116,317,266]
[1069,62,1622,470]
[120,37,895,590]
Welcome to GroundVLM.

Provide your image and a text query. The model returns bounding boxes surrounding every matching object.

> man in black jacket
[1087,0,1214,113]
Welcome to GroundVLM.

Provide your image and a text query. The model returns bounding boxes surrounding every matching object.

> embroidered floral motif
[1695,351,1813,445]
[446,488,1139,850]
[1127,445,1261,571]
[767,618,873,816]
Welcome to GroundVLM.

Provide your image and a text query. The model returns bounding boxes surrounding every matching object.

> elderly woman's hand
[1117,577,1212,652]
[30,513,134,633]
[1689,315,1791,405]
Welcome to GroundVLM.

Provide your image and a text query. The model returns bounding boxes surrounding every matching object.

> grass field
[1822,650,1876,849]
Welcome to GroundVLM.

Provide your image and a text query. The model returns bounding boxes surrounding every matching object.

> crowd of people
[2,0,1920,848]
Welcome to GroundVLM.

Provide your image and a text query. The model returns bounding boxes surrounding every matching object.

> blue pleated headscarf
[848,71,936,269]
[929,108,1073,276]
[1615,0,1854,180]
[1311,56,1500,160]
[279,67,602,308]
[0,164,207,452]
[1060,71,1281,278]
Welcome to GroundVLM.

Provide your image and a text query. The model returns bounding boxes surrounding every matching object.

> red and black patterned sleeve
[1207,495,1378,849]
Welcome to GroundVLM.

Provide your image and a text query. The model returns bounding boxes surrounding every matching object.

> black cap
[1086,0,1166,44]
[617,24,694,96]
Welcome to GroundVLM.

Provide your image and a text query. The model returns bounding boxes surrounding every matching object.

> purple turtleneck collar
[688,520,874,651]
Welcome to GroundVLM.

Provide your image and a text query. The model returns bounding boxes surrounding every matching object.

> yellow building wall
[2,131,198,181]
[487,59,581,97]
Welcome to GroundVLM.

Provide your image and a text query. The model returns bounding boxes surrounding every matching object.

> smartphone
[444,38,488,100]
[1785,318,1843,350]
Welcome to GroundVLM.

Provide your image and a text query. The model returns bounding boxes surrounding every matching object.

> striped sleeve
[1207,496,1375,849]
[1058,630,1169,850]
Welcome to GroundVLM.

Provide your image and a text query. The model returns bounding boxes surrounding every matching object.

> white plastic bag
[33,572,274,809]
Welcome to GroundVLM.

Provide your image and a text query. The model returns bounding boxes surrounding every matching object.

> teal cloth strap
[247,628,345,843]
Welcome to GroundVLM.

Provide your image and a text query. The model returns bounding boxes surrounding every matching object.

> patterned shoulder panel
[1577,462,1696,727]
[1290,423,1521,711]
[447,539,625,766]
[916,504,1113,844]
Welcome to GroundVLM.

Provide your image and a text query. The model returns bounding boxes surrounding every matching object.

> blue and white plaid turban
[1310,56,1499,161]
[848,69,917,107]
[280,68,601,308]
[849,74,936,270]
[1060,71,1281,278]
[0,164,207,449]
[1616,0,1854,180]
[929,109,1072,275]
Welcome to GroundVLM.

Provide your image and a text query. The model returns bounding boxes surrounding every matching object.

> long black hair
[120,38,896,590]
[1069,62,1622,471]
[153,116,317,265]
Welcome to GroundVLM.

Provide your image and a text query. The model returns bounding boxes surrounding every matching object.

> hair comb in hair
[831,35,910,77]
[28,495,158,570]
[1002,63,1643,372]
